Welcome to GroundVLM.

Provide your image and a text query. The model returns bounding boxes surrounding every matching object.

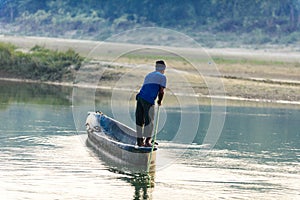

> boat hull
[85,112,156,173]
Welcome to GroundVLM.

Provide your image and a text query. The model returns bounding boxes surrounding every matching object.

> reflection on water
[109,168,155,200]
[86,137,156,199]
[0,80,72,107]
[0,80,299,199]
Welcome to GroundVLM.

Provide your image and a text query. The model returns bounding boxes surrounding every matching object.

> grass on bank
[0,42,84,81]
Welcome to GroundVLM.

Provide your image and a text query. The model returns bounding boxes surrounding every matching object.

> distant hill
[0,0,300,47]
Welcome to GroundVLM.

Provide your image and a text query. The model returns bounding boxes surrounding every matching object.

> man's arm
[157,86,165,106]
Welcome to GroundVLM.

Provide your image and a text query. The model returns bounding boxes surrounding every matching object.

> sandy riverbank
[1,35,300,108]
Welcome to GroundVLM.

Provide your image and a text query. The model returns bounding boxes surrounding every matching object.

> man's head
[155,60,166,73]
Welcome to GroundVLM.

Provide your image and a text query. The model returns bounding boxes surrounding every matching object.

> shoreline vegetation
[0,35,300,108]
[0,41,83,81]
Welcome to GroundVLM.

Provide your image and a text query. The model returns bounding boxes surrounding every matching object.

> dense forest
[0,0,300,47]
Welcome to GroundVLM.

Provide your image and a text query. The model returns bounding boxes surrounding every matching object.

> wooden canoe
[85,111,157,172]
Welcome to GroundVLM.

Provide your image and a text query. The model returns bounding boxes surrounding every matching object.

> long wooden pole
[146,105,160,177]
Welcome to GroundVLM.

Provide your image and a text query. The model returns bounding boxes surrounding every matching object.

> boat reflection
[87,139,156,199]
[109,168,155,199]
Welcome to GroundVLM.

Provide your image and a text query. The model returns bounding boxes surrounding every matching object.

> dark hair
[156,60,165,65]
[155,60,166,71]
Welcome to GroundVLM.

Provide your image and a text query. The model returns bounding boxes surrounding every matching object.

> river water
[0,80,299,199]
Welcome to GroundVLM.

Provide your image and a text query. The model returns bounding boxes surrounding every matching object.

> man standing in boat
[135,60,167,147]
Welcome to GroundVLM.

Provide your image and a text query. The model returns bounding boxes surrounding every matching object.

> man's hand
[157,86,164,106]
[157,100,162,106]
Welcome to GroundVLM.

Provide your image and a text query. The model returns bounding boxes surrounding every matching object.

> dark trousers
[135,96,154,138]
